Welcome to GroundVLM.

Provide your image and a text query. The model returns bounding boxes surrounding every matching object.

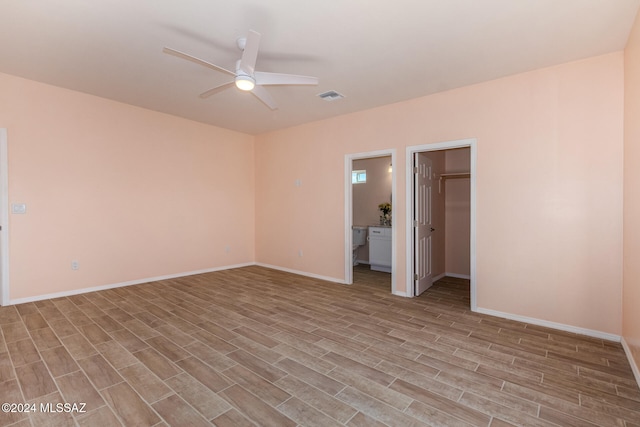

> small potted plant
[378,202,391,226]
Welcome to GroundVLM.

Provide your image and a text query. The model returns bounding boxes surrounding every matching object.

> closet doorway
[406,139,476,309]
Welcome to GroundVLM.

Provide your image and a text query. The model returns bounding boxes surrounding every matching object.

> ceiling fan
[163,30,319,110]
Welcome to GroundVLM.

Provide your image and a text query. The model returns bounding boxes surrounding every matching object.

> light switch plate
[11,203,26,214]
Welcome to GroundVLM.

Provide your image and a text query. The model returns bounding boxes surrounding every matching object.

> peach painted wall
[0,73,255,301]
[623,9,640,378]
[255,53,624,335]
[352,156,392,227]
[444,148,470,276]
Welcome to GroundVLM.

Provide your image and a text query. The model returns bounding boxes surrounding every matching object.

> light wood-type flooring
[0,264,639,426]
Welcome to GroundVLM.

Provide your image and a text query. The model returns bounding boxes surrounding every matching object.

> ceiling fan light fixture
[235,75,255,91]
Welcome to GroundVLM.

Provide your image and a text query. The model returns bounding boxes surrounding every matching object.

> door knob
[430,227,435,232]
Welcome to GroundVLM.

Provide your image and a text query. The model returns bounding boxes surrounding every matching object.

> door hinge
[413,166,418,174]
[414,274,419,281]
[413,220,418,227]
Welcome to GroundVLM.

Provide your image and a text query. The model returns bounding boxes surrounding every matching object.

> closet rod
[440,172,470,178]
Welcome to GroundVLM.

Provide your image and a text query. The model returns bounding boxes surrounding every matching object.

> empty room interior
[1,1,640,426]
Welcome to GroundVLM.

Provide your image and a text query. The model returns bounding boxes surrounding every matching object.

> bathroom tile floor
[0,265,639,426]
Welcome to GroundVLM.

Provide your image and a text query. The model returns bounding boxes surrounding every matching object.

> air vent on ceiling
[317,90,345,101]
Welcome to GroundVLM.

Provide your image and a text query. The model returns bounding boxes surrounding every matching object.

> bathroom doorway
[344,149,397,294]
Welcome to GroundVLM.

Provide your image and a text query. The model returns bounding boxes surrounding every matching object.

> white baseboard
[433,273,446,282]
[475,307,621,342]
[433,272,471,281]
[9,262,255,305]
[392,290,410,297]
[621,337,640,388]
[10,262,347,306]
[445,272,471,280]
[255,263,346,285]
[432,272,470,283]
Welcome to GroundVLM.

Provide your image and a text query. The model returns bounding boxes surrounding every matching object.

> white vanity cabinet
[368,226,392,273]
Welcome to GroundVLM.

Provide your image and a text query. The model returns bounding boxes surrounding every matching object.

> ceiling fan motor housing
[235,74,255,91]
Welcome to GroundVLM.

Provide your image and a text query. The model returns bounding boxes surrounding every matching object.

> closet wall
[444,148,471,277]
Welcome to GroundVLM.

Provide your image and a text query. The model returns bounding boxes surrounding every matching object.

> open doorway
[344,149,397,294]
[406,139,476,310]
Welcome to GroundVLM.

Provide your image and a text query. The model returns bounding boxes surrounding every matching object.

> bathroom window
[352,170,367,184]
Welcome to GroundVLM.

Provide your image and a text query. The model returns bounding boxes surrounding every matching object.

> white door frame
[405,138,477,310]
[0,129,9,306]
[344,149,397,294]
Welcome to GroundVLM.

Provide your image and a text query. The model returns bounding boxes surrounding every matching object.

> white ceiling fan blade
[199,82,234,98]
[254,71,319,86]
[251,85,278,110]
[163,47,235,76]
[238,30,261,75]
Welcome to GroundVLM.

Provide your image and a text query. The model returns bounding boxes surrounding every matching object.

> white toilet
[352,226,368,265]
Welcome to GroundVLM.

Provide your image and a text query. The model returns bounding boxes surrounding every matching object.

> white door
[414,153,433,296]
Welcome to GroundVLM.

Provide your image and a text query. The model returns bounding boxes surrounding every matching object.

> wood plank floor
[1,264,639,426]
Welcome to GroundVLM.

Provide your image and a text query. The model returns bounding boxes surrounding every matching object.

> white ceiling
[1,0,638,135]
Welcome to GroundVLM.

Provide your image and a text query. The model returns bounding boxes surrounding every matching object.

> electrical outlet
[298,250,303,257]
[225,246,231,253]
[11,203,26,214]
[71,260,79,270]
